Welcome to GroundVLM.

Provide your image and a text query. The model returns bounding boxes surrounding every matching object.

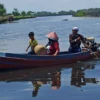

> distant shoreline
[1,14,100,24]
[0,16,36,24]
[1,3,100,24]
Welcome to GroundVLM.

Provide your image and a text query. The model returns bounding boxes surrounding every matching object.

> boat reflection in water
[0,60,99,97]
[71,64,97,88]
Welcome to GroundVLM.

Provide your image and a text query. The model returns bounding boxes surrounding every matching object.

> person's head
[86,37,95,42]
[28,32,34,39]
[72,27,79,34]
[48,38,55,42]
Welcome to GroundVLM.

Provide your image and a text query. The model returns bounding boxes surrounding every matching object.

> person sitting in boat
[68,27,86,53]
[46,32,60,56]
[26,32,38,54]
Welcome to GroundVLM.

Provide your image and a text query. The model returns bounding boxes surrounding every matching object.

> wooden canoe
[0,51,93,69]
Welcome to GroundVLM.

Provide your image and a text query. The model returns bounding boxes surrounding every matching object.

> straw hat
[46,32,59,40]
[34,45,47,55]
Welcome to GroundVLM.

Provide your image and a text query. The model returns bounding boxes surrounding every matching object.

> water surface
[0,15,100,100]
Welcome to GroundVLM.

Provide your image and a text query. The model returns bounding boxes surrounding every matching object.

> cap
[72,27,79,31]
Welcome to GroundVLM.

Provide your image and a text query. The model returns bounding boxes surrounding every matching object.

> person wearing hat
[46,32,60,56]
[68,27,86,53]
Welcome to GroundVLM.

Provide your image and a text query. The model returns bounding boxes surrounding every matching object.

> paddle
[89,49,98,59]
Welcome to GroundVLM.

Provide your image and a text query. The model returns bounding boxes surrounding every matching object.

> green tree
[21,11,26,16]
[0,4,6,16]
[12,8,20,16]
[35,11,57,17]
[74,10,86,17]
[58,11,68,15]
[27,11,35,16]
[69,10,75,15]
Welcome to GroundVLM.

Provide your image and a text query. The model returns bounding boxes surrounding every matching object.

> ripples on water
[0,15,100,100]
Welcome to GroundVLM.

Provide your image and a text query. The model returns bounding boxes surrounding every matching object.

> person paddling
[46,32,60,56]
[68,27,86,53]
[26,32,38,55]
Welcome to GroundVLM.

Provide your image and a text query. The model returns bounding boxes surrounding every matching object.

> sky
[0,0,100,13]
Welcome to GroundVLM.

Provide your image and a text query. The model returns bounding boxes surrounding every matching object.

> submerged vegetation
[0,3,100,24]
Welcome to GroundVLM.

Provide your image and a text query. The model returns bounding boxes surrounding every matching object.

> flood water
[0,15,100,100]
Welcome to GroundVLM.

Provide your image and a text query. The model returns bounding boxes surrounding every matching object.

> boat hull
[0,51,92,69]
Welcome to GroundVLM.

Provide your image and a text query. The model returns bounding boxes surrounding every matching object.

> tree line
[73,8,100,17]
[0,4,75,17]
[0,4,35,17]
[1,3,100,17]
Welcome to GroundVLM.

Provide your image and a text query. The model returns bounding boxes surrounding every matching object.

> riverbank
[0,16,36,24]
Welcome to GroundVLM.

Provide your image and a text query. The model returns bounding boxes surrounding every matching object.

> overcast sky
[0,0,100,13]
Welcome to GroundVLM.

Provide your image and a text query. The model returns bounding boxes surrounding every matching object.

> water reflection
[71,64,95,87]
[32,81,42,97]
[0,61,100,98]
[31,71,61,97]
[71,67,86,87]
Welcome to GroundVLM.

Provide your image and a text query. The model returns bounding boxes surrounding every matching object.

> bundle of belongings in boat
[34,45,47,55]
[85,37,100,52]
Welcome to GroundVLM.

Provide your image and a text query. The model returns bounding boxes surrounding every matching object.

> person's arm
[26,44,31,52]
[69,34,79,43]
[53,42,60,56]
[80,35,90,48]
[53,49,59,56]
[69,34,75,43]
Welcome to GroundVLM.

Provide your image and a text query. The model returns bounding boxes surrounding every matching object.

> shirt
[46,42,60,55]
[29,39,38,47]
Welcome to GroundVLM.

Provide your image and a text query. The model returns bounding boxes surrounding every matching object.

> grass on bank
[0,15,35,22]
